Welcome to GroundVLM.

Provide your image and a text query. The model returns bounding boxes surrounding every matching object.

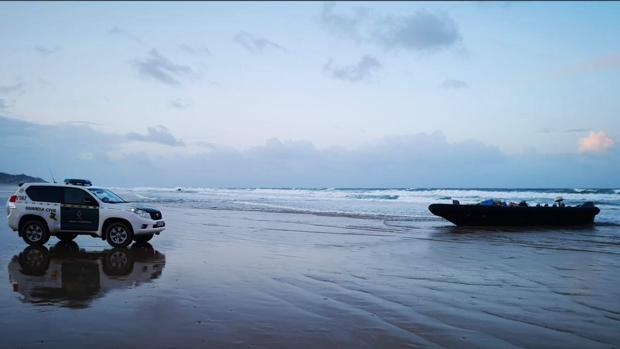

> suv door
[24,185,62,232]
[61,188,99,231]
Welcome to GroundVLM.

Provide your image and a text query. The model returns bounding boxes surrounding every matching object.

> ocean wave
[572,188,618,194]
[346,194,399,200]
[113,186,620,225]
[114,186,620,198]
[404,188,619,194]
[131,197,189,204]
[117,187,620,203]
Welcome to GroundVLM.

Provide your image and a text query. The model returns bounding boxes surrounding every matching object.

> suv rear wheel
[105,221,133,248]
[21,219,51,246]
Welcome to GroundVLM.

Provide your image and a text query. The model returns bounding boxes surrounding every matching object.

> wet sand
[1,202,619,348]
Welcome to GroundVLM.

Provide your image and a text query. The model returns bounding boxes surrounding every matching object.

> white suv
[6,179,166,248]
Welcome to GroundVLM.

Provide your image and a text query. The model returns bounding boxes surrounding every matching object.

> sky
[0,1,618,187]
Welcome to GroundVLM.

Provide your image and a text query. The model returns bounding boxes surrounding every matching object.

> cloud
[126,125,185,146]
[566,128,590,133]
[109,26,143,44]
[0,81,25,94]
[189,141,216,149]
[0,116,125,181]
[233,32,285,54]
[323,55,382,82]
[320,3,370,41]
[562,53,620,74]
[321,4,461,52]
[539,128,589,134]
[2,117,619,187]
[179,44,211,55]
[578,131,614,153]
[169,98,189,109]
[0,99,6,111]
[441,78,468,89]
[374,11,461,51]
[34,46,59,55]
[58,121,102,127]
[132,49,193,86]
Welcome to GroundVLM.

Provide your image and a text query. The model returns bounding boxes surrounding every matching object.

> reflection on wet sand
[8,242,166,308]
[0,200,618,348]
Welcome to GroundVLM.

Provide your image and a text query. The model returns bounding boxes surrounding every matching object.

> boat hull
[428,204,600,226]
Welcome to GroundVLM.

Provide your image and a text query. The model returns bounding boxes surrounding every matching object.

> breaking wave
[347,194,399,200]
[112,187,620,225]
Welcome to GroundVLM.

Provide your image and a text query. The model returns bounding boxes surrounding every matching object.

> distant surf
[113,187,620,225]
[346,194,399,200]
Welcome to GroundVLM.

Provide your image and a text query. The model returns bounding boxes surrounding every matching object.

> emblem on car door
[76,210,83,220]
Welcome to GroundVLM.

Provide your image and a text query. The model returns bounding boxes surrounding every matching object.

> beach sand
[0,202,618,348]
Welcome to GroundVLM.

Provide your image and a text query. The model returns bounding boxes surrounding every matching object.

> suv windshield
[88,188,127,204]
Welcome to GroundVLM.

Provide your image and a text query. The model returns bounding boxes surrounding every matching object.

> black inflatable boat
[428,201,600,226]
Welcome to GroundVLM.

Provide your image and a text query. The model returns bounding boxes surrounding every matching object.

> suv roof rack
[64,178,92,186]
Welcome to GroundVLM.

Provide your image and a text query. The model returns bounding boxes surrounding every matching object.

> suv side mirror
[84,196,96,205]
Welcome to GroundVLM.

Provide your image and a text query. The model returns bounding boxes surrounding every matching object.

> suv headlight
[131,208,151,219]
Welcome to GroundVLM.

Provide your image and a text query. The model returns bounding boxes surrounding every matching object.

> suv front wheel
[105,221,134,248]
[21,219,51,246]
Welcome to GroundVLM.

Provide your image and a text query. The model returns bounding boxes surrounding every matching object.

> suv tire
[105,221,133,248]
[21,219,51,246]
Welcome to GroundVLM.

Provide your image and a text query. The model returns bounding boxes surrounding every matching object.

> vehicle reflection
[8,242,166,308]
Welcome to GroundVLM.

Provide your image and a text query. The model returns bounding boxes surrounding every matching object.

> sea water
[115,187,620,225]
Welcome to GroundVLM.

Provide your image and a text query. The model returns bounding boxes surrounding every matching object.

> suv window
[25,186,62,203]
[63,188,99,206]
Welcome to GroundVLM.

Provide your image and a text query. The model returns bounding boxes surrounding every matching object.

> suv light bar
[64,178,92,186]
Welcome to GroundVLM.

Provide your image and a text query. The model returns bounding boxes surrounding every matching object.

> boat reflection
[8,242,166,308]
